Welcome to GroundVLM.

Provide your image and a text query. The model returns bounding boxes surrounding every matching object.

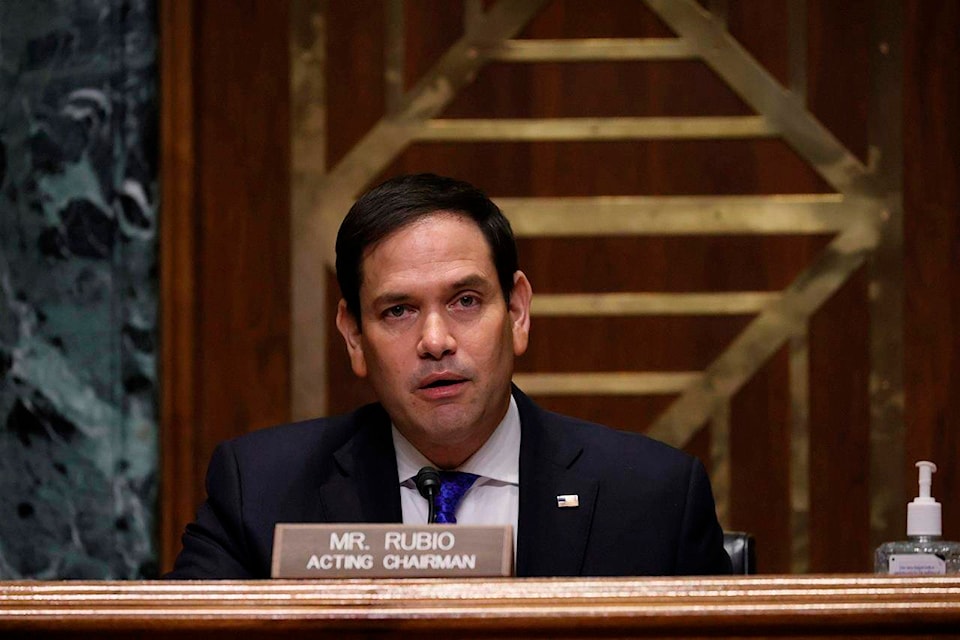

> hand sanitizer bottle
[875,461,960,574]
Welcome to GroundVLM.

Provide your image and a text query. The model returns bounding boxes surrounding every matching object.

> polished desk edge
[1,575,959,633]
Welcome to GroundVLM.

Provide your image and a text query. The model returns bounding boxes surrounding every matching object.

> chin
[425,406,475,432]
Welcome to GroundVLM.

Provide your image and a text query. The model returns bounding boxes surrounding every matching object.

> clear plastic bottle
[874,461,960,574]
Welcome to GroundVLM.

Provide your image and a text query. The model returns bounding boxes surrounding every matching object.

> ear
[508,271,532,356]
[335,299,368,378]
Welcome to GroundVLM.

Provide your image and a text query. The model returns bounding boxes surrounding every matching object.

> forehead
[359,213,496,293]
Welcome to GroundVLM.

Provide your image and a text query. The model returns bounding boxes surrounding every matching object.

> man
[169,173,731,578]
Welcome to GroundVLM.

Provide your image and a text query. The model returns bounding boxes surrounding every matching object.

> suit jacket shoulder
[167,403,401,579]
[514,389,731,576]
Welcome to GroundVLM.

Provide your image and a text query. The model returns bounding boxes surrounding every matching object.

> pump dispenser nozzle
[908,460,942,537]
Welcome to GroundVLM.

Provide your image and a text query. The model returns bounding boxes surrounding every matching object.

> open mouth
[422,379,463,389]
[417,373,468,392]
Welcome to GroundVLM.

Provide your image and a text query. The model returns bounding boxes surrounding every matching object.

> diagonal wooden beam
[645,0,878,198]
[311,0,551,265]
[647,217,882,447]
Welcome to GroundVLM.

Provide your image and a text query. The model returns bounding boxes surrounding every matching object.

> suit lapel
[514,389,599,577]
[317,404,403,524]
[312,392,601,573]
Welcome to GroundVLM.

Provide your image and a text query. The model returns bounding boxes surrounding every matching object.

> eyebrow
[370,292,411,309]
[368,273,495,310]
[450,274,492,291]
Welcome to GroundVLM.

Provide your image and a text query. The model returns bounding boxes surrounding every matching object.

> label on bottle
[888,553,946,575]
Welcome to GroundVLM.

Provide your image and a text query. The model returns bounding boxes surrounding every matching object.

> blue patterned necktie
[434,471,479,524]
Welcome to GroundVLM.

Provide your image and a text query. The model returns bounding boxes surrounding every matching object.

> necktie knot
[434,471,479,524]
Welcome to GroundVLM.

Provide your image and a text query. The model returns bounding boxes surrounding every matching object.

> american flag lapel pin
[556,494,579,508]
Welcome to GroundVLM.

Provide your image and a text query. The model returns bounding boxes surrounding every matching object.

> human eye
[382,304,410,319]
[453,294,480,310]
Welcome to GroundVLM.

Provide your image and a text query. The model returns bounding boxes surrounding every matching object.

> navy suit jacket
[168,388,731,578]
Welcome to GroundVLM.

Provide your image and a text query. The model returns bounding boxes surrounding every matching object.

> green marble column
[0,0,158,579]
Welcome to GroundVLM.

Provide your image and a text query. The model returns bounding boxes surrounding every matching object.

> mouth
[422,379,462,389]
[417,373,469,395]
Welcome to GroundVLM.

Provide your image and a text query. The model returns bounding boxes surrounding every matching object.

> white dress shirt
[393,395,520,551]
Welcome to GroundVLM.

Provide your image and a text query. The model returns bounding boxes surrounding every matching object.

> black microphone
[415,466,441,524]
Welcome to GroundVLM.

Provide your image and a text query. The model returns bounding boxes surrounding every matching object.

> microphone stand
[415,466,441,524]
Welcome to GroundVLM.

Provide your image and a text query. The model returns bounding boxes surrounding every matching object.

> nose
[417,311,456,360]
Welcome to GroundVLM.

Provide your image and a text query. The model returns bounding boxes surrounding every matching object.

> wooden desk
[2,575,959,638]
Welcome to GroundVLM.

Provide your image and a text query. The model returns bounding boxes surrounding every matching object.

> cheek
[363,336,409,379]
[468,319,516,368]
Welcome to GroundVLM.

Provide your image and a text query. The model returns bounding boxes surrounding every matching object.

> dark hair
[335,173,519,322]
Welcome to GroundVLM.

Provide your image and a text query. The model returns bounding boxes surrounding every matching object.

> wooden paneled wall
[903,0,960,547]
[321,0,881,574]
[160,0,960,575]
[160,0,292,571]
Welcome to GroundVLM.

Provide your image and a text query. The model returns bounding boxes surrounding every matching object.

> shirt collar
[393,394,521,486]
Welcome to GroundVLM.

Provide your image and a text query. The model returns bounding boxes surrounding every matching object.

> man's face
[336,212,531,468]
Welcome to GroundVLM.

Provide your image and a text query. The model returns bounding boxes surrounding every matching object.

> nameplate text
[271,524,513,578]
